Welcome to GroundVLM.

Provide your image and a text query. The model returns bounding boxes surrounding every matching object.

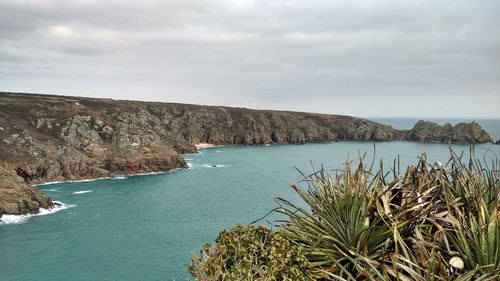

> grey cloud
[1,0,499,118]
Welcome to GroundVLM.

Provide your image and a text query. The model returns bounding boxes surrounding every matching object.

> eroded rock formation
[0,166,52,216]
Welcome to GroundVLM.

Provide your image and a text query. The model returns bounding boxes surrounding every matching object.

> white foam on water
[35,170,173,186]
[43,189,60,192]
[133,171,167,176]
[72,190,93,195]
[36,181,64,186]
[201,164,231,168]
[35,177,108,186]
[0,201,75,225]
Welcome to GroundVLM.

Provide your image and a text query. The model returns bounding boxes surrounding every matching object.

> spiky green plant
[275,163,396,280]
[189,149,499,281]
[276,149,499,280]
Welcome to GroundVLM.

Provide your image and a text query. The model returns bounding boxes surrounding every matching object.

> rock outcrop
[407,120,492,144]
[0,92,493,216]
[0,166,52,216]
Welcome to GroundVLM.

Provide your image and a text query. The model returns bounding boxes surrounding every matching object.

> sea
[1,118,499,281]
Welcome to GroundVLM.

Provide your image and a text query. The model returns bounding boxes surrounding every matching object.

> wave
[36,181,65,186]
[36,177,108,186]
[35,171,167,186]
[43,189,60,192]
[132,171,167,176]
[201,164,231,168]
[72,190,92,195]
[0,201,75,225]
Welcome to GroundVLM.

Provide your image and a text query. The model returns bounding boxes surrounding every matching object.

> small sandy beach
[195,143,221,149]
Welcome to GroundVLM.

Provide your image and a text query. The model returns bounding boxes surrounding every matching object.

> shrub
[188,224,312,281]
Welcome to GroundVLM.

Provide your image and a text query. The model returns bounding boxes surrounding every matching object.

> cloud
[0,0,499,118]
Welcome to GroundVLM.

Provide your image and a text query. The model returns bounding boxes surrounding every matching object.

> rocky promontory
[0,166,52,216]
[0,92,493,216]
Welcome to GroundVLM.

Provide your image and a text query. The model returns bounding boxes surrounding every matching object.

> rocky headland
[0,166,52,216]
[0,92,493,216]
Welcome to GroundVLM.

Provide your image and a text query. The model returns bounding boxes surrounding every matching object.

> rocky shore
[0,92,493,216]
[0,166,52,216]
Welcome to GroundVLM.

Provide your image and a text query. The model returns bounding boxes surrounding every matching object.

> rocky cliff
[0,92,493,216]
[0,166,52,216]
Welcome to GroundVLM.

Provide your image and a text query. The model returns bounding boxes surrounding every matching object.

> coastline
[31,140,500,186]
[0,201,74,225]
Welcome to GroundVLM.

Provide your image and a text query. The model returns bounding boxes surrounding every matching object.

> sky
[1,0,499,118]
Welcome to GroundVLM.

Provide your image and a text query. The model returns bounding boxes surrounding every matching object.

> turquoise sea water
[1,141,500,281]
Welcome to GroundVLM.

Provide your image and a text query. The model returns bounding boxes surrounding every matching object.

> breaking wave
[201,164,231,168]
[72,190,93,195]
[0,201,75,225]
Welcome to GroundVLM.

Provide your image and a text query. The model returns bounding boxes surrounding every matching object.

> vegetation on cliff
[190,150,499,280]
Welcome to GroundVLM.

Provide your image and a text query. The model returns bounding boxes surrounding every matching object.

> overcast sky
[1,0,499,118]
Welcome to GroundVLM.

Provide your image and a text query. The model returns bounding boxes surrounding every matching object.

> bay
[1,141,499,281]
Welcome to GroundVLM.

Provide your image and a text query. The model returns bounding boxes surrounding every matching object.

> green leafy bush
[188,224,312,281]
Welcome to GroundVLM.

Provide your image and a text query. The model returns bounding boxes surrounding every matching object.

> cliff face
[0,92,493,216]
[0,92,407,184]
